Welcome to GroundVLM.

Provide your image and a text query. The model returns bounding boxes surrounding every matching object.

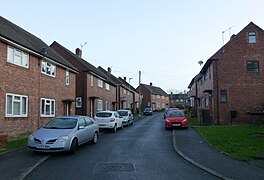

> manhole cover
[93,163,135,173]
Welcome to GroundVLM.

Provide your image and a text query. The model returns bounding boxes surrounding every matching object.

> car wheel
[92,132,98,144]
[69,138,78,154]
[113,125,117,133]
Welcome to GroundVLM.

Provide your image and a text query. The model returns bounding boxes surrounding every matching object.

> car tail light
[110,118,115,122]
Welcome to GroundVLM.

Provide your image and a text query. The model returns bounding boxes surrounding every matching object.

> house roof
[51,41,109,81]
[170,93,187,100]
[117,77,138,93]
[140,84,168,97]
[0,16,77,72]
[97,66,121,87]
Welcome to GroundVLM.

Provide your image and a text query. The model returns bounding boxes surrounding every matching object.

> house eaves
[0,16,78,73]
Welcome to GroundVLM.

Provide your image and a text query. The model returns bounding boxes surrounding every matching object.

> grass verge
[195,125,264,161]
[0,136,28,154]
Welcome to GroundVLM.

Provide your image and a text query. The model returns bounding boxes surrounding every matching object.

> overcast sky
[1,0,264,93]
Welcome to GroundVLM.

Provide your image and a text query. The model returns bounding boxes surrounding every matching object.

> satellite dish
[198,61,204,66]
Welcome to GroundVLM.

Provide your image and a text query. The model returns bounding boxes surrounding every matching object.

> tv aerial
[198,61,204,66]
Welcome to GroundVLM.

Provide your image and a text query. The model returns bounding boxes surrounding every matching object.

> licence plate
[173,124,181,127]
[99,124,106,127]
[37,145,49,149]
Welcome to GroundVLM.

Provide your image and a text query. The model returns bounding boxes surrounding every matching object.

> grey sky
[1,0,264,92]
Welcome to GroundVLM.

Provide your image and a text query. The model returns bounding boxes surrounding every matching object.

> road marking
[19,155,50,180]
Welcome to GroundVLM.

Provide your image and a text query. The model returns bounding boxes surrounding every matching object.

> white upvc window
[98,79,103,88]
[41,60,56,77]
[66,70,70,85]
[105,83,110,90]
[6,93,28,117]
[156,95,160,99]
[162,96,165,99]
[41,98,55,117]
[98,100,103,111]
[106,101,110,111]
[166,97,169,100]
[124,89,126,94]
[7,46,29,68]
[91,75,94,86]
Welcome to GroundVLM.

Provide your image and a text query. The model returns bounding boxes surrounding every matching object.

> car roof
[96,111,116,113]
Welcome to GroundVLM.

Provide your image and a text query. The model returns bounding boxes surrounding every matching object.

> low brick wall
[0,135,8,148]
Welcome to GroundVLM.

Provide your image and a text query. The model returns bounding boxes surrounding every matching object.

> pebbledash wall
[0,41,76,138]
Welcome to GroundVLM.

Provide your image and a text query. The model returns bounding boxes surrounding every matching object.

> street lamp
[128,78,133,109]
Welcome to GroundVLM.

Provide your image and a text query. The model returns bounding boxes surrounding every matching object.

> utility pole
[138,71,141,116]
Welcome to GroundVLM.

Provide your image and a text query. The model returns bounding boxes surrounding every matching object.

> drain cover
[93,163,135,173]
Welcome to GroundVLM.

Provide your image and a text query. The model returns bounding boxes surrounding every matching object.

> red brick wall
[0,41,76,138]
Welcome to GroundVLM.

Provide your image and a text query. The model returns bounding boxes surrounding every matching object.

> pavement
[0,115,263,180]
[173,126,264,180]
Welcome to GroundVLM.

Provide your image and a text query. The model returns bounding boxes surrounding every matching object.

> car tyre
[92,132,98,144]
[69,138,78,154]
[113,125,117,133]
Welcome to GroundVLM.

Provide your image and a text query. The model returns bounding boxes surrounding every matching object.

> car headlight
[28,135,34,141]
[165,119,171,123]
[57,136,69,142]
[182,119,187,122]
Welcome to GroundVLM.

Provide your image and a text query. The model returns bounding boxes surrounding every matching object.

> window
[220,90,227,102]
[91,75,94,86]
[248,32,256,44]
[41,98,55,117]
[162,96,164,99]
[106,101,110,111]
[6,93,28,117]
[124,89,126,94]
[66,70,69,85]
[7,46,29,68]
[157,103,160,108]
[105,83,110,90]
[98,79,103,88]
[246,61,259,72]
[41,60,56,77]
[98,100,103,111]
[156,95,160,99]
[162,103,165,108]
[166,97,169,100]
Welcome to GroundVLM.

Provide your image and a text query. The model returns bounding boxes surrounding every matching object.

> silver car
[27,115,99,154]
[117,110,134,126]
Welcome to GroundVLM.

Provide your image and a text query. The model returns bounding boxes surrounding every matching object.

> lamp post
[128,78,133,110]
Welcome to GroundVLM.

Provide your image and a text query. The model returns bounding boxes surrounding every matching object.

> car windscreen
[117,111,128,116]
[96,112,112,117]
[44,118,77,129]
[145,108,151,111]
[168,111,184,117]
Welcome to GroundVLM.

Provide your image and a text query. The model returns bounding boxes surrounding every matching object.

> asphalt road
[24,113,218,180]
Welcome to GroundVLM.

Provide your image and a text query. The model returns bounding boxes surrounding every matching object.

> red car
[164,110,188,129]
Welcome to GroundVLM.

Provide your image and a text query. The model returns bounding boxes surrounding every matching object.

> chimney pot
[75,48,82,58]
[150,82,153,86]
[107,67,111,74]
[124,77,126,81]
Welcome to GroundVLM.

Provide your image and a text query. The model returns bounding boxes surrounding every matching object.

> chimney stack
[107,67,111,74]
[124,77,127,81]
[75,48,82,58]
[150,82,153,86]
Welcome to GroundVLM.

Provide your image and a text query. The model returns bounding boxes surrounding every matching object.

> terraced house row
[0,16,169,139]
[188,22,264,125]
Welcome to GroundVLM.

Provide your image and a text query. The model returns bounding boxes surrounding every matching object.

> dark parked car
[143,108,153,115]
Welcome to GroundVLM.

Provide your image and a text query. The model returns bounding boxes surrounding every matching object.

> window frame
[5,93,28,117]
[106,101,110,111]
[98,99,103,111]
[246,61,259,72]
[65,70,70,85]
[41,98,56,117]
[97,79,103,88]
[220,90,228,103]
[248,32,256,44]
[7,46,29,68]
[41,60,56,77]
[105,83,110,90]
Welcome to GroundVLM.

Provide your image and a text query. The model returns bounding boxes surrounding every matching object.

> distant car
[164,110,188,129]
[94,111,123,132]
[27,115,99,154]
[164,107,179,118]
[117,109,134,126]
[143,108,153,115]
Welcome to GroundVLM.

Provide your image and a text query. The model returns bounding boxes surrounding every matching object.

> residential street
[22,113,216,180]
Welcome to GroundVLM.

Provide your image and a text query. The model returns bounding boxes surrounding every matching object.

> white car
[117,110,134,126]
[94,111,123,132]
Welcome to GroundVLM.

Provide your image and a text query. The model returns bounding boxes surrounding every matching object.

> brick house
[51,42,117,117]
[117,77,141,112]
[138,83,169,111]
[188,22,264,125]
[97,67,140,111]
[0,16,78,138]
[169,93,188,109]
